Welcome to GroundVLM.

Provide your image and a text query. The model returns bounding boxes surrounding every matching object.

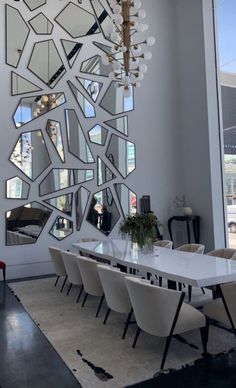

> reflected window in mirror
[100,81,134,115]
[68,81,96,118]
[76,77,103,102]
[11,72,42,96]
[44,193,73,216]
[106,134,136,178]
[6,176,30,200]
[80,55,113,77]
[88,124,108,145]
[115,183,137,217]
[50,216,73,241]
[76,186,90,230]
[46,120,65,162]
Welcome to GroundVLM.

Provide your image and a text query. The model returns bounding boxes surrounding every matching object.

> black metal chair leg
[60,275,68,292]
[82,292,88,307]
[201,287,206,295]
[67,283,72,295]
[188,285,192,302]
[122,309,133,339]
[200,326,208,354]
[77,285,84,303]
[132,327,141,348]
[2,267,6,284]
[96,295,105,317]
[178,283,182,291]
[159,276,163,287]
[160,335,173,370]
[103,308,111,324]
[54,276,59,286]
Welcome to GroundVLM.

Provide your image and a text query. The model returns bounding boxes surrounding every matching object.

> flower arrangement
[173,195,192,216]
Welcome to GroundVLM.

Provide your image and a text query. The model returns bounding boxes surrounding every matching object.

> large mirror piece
[23,0,46,11]
[97,156,116,186]
[90,0,113,41]
[93,41,123,62]
[100,81,134,115]
[65,109,94,163]
[104,116,128,136]
[28,40,66,88]
[87,188,120,235]
[80,55,113,77]
[76,77,103,102]
[75,186,90,230]
[88,124,108,145]
[10,130,51,181]
[68,81,96,118]
[46,120,65,163]
[11,72,42,96]
[6,201,52,246]
[6,5,30,68]
[115,183,137,217]
[13,93,66,128]
[29,13,53,35]
[55,3,100,38]
[61,40,83,68]
[106,134,136,178]
[49,216,73,241]
[44,193,73,216]
[6,176,30,200]
[39,168,94,196]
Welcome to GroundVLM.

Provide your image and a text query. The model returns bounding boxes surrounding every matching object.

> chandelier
[34,94,60,117]
[102,0,155,96]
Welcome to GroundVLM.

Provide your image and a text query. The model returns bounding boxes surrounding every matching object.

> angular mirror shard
[75,186,90,230]
[6,176,30,200]
[88,124,108,145]
[93,41,124,63]
[28,40,66,88]
[90,0,113,41]
[65,109,95,163]
[97,156,116,186]
[23,0,46,11]
[13,93,66,128]
[46,120,65,163]
[44,193,73,216]
[80,55,113,77]
[86,188,120,235]
[6,5,30,68]
[115,183,137,217]
[49,216,73,241]
[68,81,96,118]
[55,2,100,39]
[100,81,134,115]
[61,40,83,68]
[104,116,128,136]
[29,13,53,35]
[10,130,51,181]
[11,72,42,96]
[106,134,136,178]
[6,201,52,246]
[76,77,103,102]
[39,168,94,196]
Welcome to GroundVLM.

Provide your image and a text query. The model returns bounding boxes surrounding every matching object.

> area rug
[9,278,236,388]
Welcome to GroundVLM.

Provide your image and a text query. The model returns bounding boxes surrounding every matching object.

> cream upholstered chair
[153,240,173,249]
[97,265,133,339]
[61,251,84,302]
[207,248,236,260]
[76,256,104,317]
[125,277,207,370]
[48,246,68,292]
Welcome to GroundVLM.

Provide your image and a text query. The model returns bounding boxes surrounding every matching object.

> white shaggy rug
[9,278,236,388]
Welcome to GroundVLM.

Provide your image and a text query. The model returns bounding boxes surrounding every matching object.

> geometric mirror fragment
[44,193,73,216]
[88,124,108,145]
[106,134,136,178]
[46,120,65,163]
[75,186,90,230]
[80,55,113,77]
[49,216,73,241]
[61,40,83,68]
[97,156,116,186]
[76,77,103,102]
[115,183,137,217]
[29,13,53,35]
[11,72,42,96]
[68,81,96,118]
[100,81,134,115]
[6,176,30,200]
[104,115,128,136]
[23,0,46,11]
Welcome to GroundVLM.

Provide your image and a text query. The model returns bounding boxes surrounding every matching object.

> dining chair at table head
[153,240,173,249]
[207,248,236,260]
[61,251,84,302]
[176,244,205,254]
[48,246,68,292]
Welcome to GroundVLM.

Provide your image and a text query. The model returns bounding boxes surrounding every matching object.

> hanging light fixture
[101,0,155,96]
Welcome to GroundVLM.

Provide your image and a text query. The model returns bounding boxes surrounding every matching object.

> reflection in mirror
[115,183,137,217]
[86,188,120,235]
[29,13,53,35]
[44,193,73,216]
[46,120,65,162]
[75,186,90,230]
[11,72,42,96]
[49,216,73,241]
[76,77,103,102]
[13,93,66,128]
[80,55,113,77]
[106,134,136,178]
[104,116,128,136]
[90,0,112,41]
[93,41,124,62]
[97,156,116,186]
[28,40,66,88]
[10,130,51,181]
[6,201,52,246]
[68,81,96,118]
[39,168,94,196]
[88,124,108,145]
[6,5,30,68]
[23,0,46,11]
[55,3,100,38]
[65,109,94,163]
[6,176,30,200]
[61,40,83,68]
[100,81,134,115]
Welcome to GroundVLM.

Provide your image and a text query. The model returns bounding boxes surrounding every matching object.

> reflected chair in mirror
[125,277,207,370]
[153,240,173,287]
[207,248,236,260]
[60,251,84,303]
[48,247,68,292]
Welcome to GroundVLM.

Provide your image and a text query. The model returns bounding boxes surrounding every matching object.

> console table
[168,215,200,245]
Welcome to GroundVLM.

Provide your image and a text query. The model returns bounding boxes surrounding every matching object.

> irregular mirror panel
[106,134,136,178]
[80,55,113,77]
[44,193,73,216]
[97,156,116,186]
[13,93,66,128]
[23,0,46,11]
[87,188,120,235]
[6,5,30,68]
[61,40,83,68]
[49,216,73,241]
[6,176,30,200]
[11,72,42,96]
[100,81,134,115]
[68,81,96,118]
[104,116,128,136]
[88,124,108,145]
[93,41,124,62]
[28,40,66,88]
[46,120,65,163]
[39,168,94,196]
[6,201,52,246]
[91,0,113,41]
[29,13,53,35]
[10,130,51,181]
[75,186,90,230]
[76,77,103,102]
[55,3,100,38]
[65,109,94,163]
[115,183,137,217]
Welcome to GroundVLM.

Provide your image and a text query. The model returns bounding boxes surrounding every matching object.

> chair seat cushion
[173,302,206,335]
[203,298,231,327]
[0,261,6,269]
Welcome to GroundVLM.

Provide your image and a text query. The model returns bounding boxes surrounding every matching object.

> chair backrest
[207,248,236,260]
[48,246,66,276]
[79,238,98,242]
[97,265,132,314]
[221,282,236,327]
[76,256,103,297]
[176,244,205,254]
[60,251,83,286]
[153,240,173,249]
[125,276,183,337]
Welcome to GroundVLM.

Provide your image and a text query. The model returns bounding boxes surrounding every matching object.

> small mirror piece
[6,201,52,246]
[6,176,30,200]
[46,120,65,163]
[10,130,51,181]
[44,193,73,216]
[61,40,83,68]
[115,183,137,217]
[76,77,103,102]
[100,81,134,115]
[90,0,113,41]
[88,124,108,145]
[11,72,42,96]
[93,41,124,63]
[75,186,90,230]
[80,55,113,77]
[97,156,116,186]
[49,216,73,241]
[29,13,53,35]
[68,81,96,118]
[104,116,128,136]
[106,134,136,178]
[23,0,46,11]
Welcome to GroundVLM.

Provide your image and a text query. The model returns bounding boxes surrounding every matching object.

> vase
[182,207,193,216]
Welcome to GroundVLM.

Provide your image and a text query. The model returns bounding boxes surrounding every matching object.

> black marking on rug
[174,334,199,350]
[73,369,77,372]
[76,349,83,357]
[81,358,113,381]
